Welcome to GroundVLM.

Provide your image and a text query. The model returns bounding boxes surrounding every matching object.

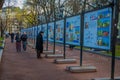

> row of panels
[21,7,112,50]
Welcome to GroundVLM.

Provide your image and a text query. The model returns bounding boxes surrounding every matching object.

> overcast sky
[3,0,26,9]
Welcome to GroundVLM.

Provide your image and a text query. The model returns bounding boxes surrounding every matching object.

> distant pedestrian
[5,31,9,38]
[69,45,75,50]
[15,32,21,52]
[21,32,28,51]
[10,32,15,43]
[35,31,44,59]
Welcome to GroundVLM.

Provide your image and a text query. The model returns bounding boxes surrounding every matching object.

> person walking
[69,45,75,50]
[21,32,28,51]
[10,32,15,43]
[15,32,21,52]
[5,31,9,38]
[35,31,44,59]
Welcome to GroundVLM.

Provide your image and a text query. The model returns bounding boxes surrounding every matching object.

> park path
[0,38,78,80]
[0,38,120,80]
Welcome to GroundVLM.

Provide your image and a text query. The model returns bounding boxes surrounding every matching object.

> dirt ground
[0,38,120,80]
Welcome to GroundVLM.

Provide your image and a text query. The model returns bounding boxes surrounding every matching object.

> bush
[0,37,4,46]
[0,37,4,41]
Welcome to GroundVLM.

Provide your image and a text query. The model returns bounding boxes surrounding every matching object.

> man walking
[10,32,15,43]
[35,31,44,59]
[15,32,21,52]
[21,32,28,51]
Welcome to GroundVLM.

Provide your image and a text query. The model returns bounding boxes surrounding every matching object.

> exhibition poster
[32,27,34,39]
[48,22,54,41]
[38,25,41,34]
[56,20,64,43]
[34,26,37,37]
[29,28,32,38]
[83,7,112,50]
[66,15,81,45]
[41,24,47,40]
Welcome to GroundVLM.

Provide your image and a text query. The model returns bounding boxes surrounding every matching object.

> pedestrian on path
[10,32,15,43]
[69,45,75,50]
[21,32,28,51]
[35,31,44,59]
[15,32,21,52]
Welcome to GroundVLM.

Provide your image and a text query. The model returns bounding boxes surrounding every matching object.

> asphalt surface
[0,38,120,80]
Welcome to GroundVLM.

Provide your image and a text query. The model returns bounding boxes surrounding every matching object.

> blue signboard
[41,24,47,40]
[48,22,54,41]
[26,28,29,38]
[83,7,112,50]
[66,15,81,45]
[33,27,35,39]
[32,26,36,39]
[31,27,34,39]
[38,25,41,34]
[21,29,24,34]
[56,20,64,43]
[29,28,33,39]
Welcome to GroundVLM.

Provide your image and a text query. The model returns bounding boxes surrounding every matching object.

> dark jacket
[15,33,21,42]
[21,34,27,42]
[11,33,14,39]
[35,33,43,52]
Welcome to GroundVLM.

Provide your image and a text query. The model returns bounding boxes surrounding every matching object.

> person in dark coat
[10,32,15,43]
[15,32,21,52]
[35,31,44,59]
[21,32,28,51]
[69,45,75,50]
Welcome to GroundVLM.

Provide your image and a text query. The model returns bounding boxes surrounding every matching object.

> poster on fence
[34,26,37,38]
[38,25,41,34]
[26,28,29,38]
[56,20,64,43]
[83,7,112,50]
[29,28,32,38]
[48,22,54,41]
[66,15,81,45]
[31,27,34,39]
[41,24,47,40]
[32,26,36,38]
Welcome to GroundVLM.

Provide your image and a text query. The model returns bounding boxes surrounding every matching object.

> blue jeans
[22,41,27,51]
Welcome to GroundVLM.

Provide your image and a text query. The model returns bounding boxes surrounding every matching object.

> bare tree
[24,0,116,24]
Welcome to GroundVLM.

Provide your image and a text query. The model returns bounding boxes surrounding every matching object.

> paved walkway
[0,39,78,80]
[0,38,120,80]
